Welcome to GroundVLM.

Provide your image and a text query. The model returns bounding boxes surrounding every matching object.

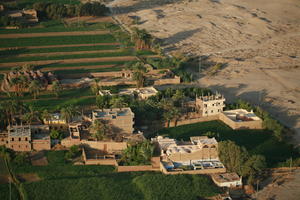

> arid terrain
[110,0,300,144]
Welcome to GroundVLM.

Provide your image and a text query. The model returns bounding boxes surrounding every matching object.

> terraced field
[0,18,156,77]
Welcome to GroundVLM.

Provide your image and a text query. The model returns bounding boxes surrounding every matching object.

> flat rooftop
[93,107,133,119]
[190,136,217,145]
[8,125,31,137]
[197,94,225,102]
[211,173,241,183]
[223,109,261,122]
[119,87,158,95]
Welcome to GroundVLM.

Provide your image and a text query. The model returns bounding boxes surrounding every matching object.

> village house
[92,107,135,134]
[219,109,263,130]
[195,93,226,117]
[118,87,158,99]
[6,9,38,24]
[0,125,51,152]
[43,113,67,125]
[211,173,242,188]
[152,136,226,174]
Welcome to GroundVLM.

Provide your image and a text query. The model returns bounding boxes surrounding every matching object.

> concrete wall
[160,162,226,175]
[219,113,263,130]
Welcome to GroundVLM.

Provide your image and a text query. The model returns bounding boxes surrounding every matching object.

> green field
[0,183,19,200]
[11,151,220,200]
[0,45,120,56]
[0,34,115,48]
[156,120,299,167]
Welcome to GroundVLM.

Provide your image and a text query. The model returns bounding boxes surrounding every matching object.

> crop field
[156,120,300,167]
[11,151,220,200]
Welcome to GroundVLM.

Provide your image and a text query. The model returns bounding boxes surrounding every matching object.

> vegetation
[90,120,112,141]
[50,129,63,140]
[120,141,154,166]
[65,145,81,160]
[133,174,220,200]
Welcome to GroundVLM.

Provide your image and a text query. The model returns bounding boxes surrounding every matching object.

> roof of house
[8,125,31,137]
[222,109,261,121]
[93,107,134,119]
[211,173,241,183]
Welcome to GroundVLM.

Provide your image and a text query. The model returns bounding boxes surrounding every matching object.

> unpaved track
[0,43,120,50]
[0,30,110,38]
[0,56,137,67]
[15,49,122,57]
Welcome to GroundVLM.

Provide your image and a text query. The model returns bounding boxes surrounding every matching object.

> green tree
[60,105,78,123]
[52,81,62,98]
[218,140,248,175]
[242,155,267,184]
[22,105,41,124]
[28,80,42,99]
[96,95,111,110]
[50,129,63,140]
[41,109,51,124]
[90,120,112,141]
[111,96,127,110]
[132,28,153,50]
[90,79,100,95]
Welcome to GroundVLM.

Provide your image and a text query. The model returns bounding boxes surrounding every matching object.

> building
[211,173,242,188]
[0,125,50,152]
[6,9,38,23]
[43,113,67,125]
[92,108,134,134]
[119,87,158,99]
[196,93,225,116]
[152,136,225,173]
[219,109,263,130]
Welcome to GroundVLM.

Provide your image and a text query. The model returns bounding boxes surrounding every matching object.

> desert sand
[109,0,300,144]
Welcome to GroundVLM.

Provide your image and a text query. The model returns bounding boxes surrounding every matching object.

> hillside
[109,0,300,143]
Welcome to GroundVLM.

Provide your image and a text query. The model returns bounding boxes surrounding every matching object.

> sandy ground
[255,169,300,200]
[110,0,300,144]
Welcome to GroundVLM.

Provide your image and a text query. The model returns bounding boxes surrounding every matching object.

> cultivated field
[0,17,156,77]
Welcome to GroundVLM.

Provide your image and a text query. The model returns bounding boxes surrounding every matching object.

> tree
[52,81,62,98]
[22,105,41,124]
[111,96,127,110]
[28,80,42,99]
[41,109,51,124]
[132,28,153,50]
[242,155,267,184]
[50,129,63,140]
[60,105,78,123]
[90,120,112,141]
[96,95,111,110]
[218,140,248,175]
[90,79,100,95]
[127,62,147,88]
[121,141,154,165]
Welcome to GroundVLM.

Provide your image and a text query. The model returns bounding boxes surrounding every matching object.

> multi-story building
[92,107,135,134]
[195,93,225,116]
[0,125,51,151]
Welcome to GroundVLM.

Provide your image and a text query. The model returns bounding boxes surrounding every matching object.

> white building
[211,173,242,188]
[119,87,158,99]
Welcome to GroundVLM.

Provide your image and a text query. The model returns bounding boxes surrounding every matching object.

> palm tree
[61,105,78,123]
[90,79,100,96]
[52,81,62,98]
[28,80,42,99]
[41,109,51,124]
[111,96,127,110]
[129,62,147,88]
[90,119,112,141]
[96,95,111,110]
[132,28,153,50]
[22,105,41,124]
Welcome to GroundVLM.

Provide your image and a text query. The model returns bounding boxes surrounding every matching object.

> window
[205,111,208,114]
[19,137,21,141]
[211,110,213,113]
[25,137,28,141]
[11,138,14,141]
[204,104,207,108]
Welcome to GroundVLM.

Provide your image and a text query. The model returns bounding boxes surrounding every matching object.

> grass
[0,45,120,56]
[0,51,134,63]
[0,34,115,48]
[156,120,300,167]
[11,151,219,200]
[0,183,20,200]
[0,21,109,34]
[14,0,80,9]
[0,156,9,175]
[53,67,123,75]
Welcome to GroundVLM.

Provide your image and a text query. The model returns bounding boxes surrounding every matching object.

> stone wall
[117,157,161,172]
[168,115,219,127]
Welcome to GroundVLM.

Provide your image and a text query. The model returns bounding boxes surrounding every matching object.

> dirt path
[0,56,137,67]
[0,43,121,51]
[42,64,118,71]
[15,49,122,58]
[0,30,110,38]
